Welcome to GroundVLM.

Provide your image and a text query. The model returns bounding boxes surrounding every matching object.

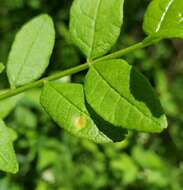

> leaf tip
[11,162,19,174]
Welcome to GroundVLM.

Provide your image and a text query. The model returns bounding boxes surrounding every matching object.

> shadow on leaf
[85,101,128,142]
[130,67,164,118]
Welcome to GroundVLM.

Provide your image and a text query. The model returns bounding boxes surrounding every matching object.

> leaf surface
[0,63,5,74]
[70,0,124,59]
[143,0,183,39]
[0,91,21,119]
[7,14,55,87]
[40,83,127,143]
[84,59,167,132]
[0,119,18,173]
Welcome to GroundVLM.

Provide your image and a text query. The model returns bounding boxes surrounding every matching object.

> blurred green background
[0,0,183,189]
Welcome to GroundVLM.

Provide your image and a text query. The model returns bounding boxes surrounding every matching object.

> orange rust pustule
[74,115,87,129]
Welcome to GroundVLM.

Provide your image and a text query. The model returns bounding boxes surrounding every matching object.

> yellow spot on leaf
[74,115,87,130]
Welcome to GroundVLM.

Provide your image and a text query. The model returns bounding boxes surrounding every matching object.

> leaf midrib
[48,84,112,143]
[14,17,46,85]
[89,0,102,58]
[49,84,90,120]
[155,0,174,32]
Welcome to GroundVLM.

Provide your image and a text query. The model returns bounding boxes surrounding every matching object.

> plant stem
[96,42,147,62]
[0,63,89,100]
[0,40,153,100]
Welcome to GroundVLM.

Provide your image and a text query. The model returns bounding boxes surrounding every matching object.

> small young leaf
[70,0,124,59]
[7,14,55,87]
[84,59,167,133]
[40,83,127,143]
[0,119,18,173]
[0,63,5,74]
[143,0,183,39]
[0,91,21,119]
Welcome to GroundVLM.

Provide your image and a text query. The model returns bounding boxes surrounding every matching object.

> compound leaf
[84,59,167,132]
[70,0,124,59]
[7,14,55,87]
[0,119,18,173]
[143,0,183,39]
[40,83,127,143]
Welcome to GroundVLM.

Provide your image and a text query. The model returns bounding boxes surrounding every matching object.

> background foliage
[0,0,183,189]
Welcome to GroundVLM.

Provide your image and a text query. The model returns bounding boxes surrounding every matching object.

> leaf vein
[92,66,161,126]
[15,18,46,84]
[155,0,174,32]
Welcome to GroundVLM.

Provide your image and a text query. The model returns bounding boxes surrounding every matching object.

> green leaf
[0,119,18,173]
[70,0,124,59]
[7,14,55,87]
[143,0,183,39]
[40,82,127,143]
[0,63,5,74]
[84,59,167,132]
[0,91,21,119]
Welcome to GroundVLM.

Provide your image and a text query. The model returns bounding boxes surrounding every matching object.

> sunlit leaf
[143,0,183,39]
[70,0,124,59]
[84,59,167,132]
[40,83,127,143]
[7,14,55,87]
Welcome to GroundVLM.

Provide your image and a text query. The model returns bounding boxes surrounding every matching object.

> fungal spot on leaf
[74,115,87,130]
